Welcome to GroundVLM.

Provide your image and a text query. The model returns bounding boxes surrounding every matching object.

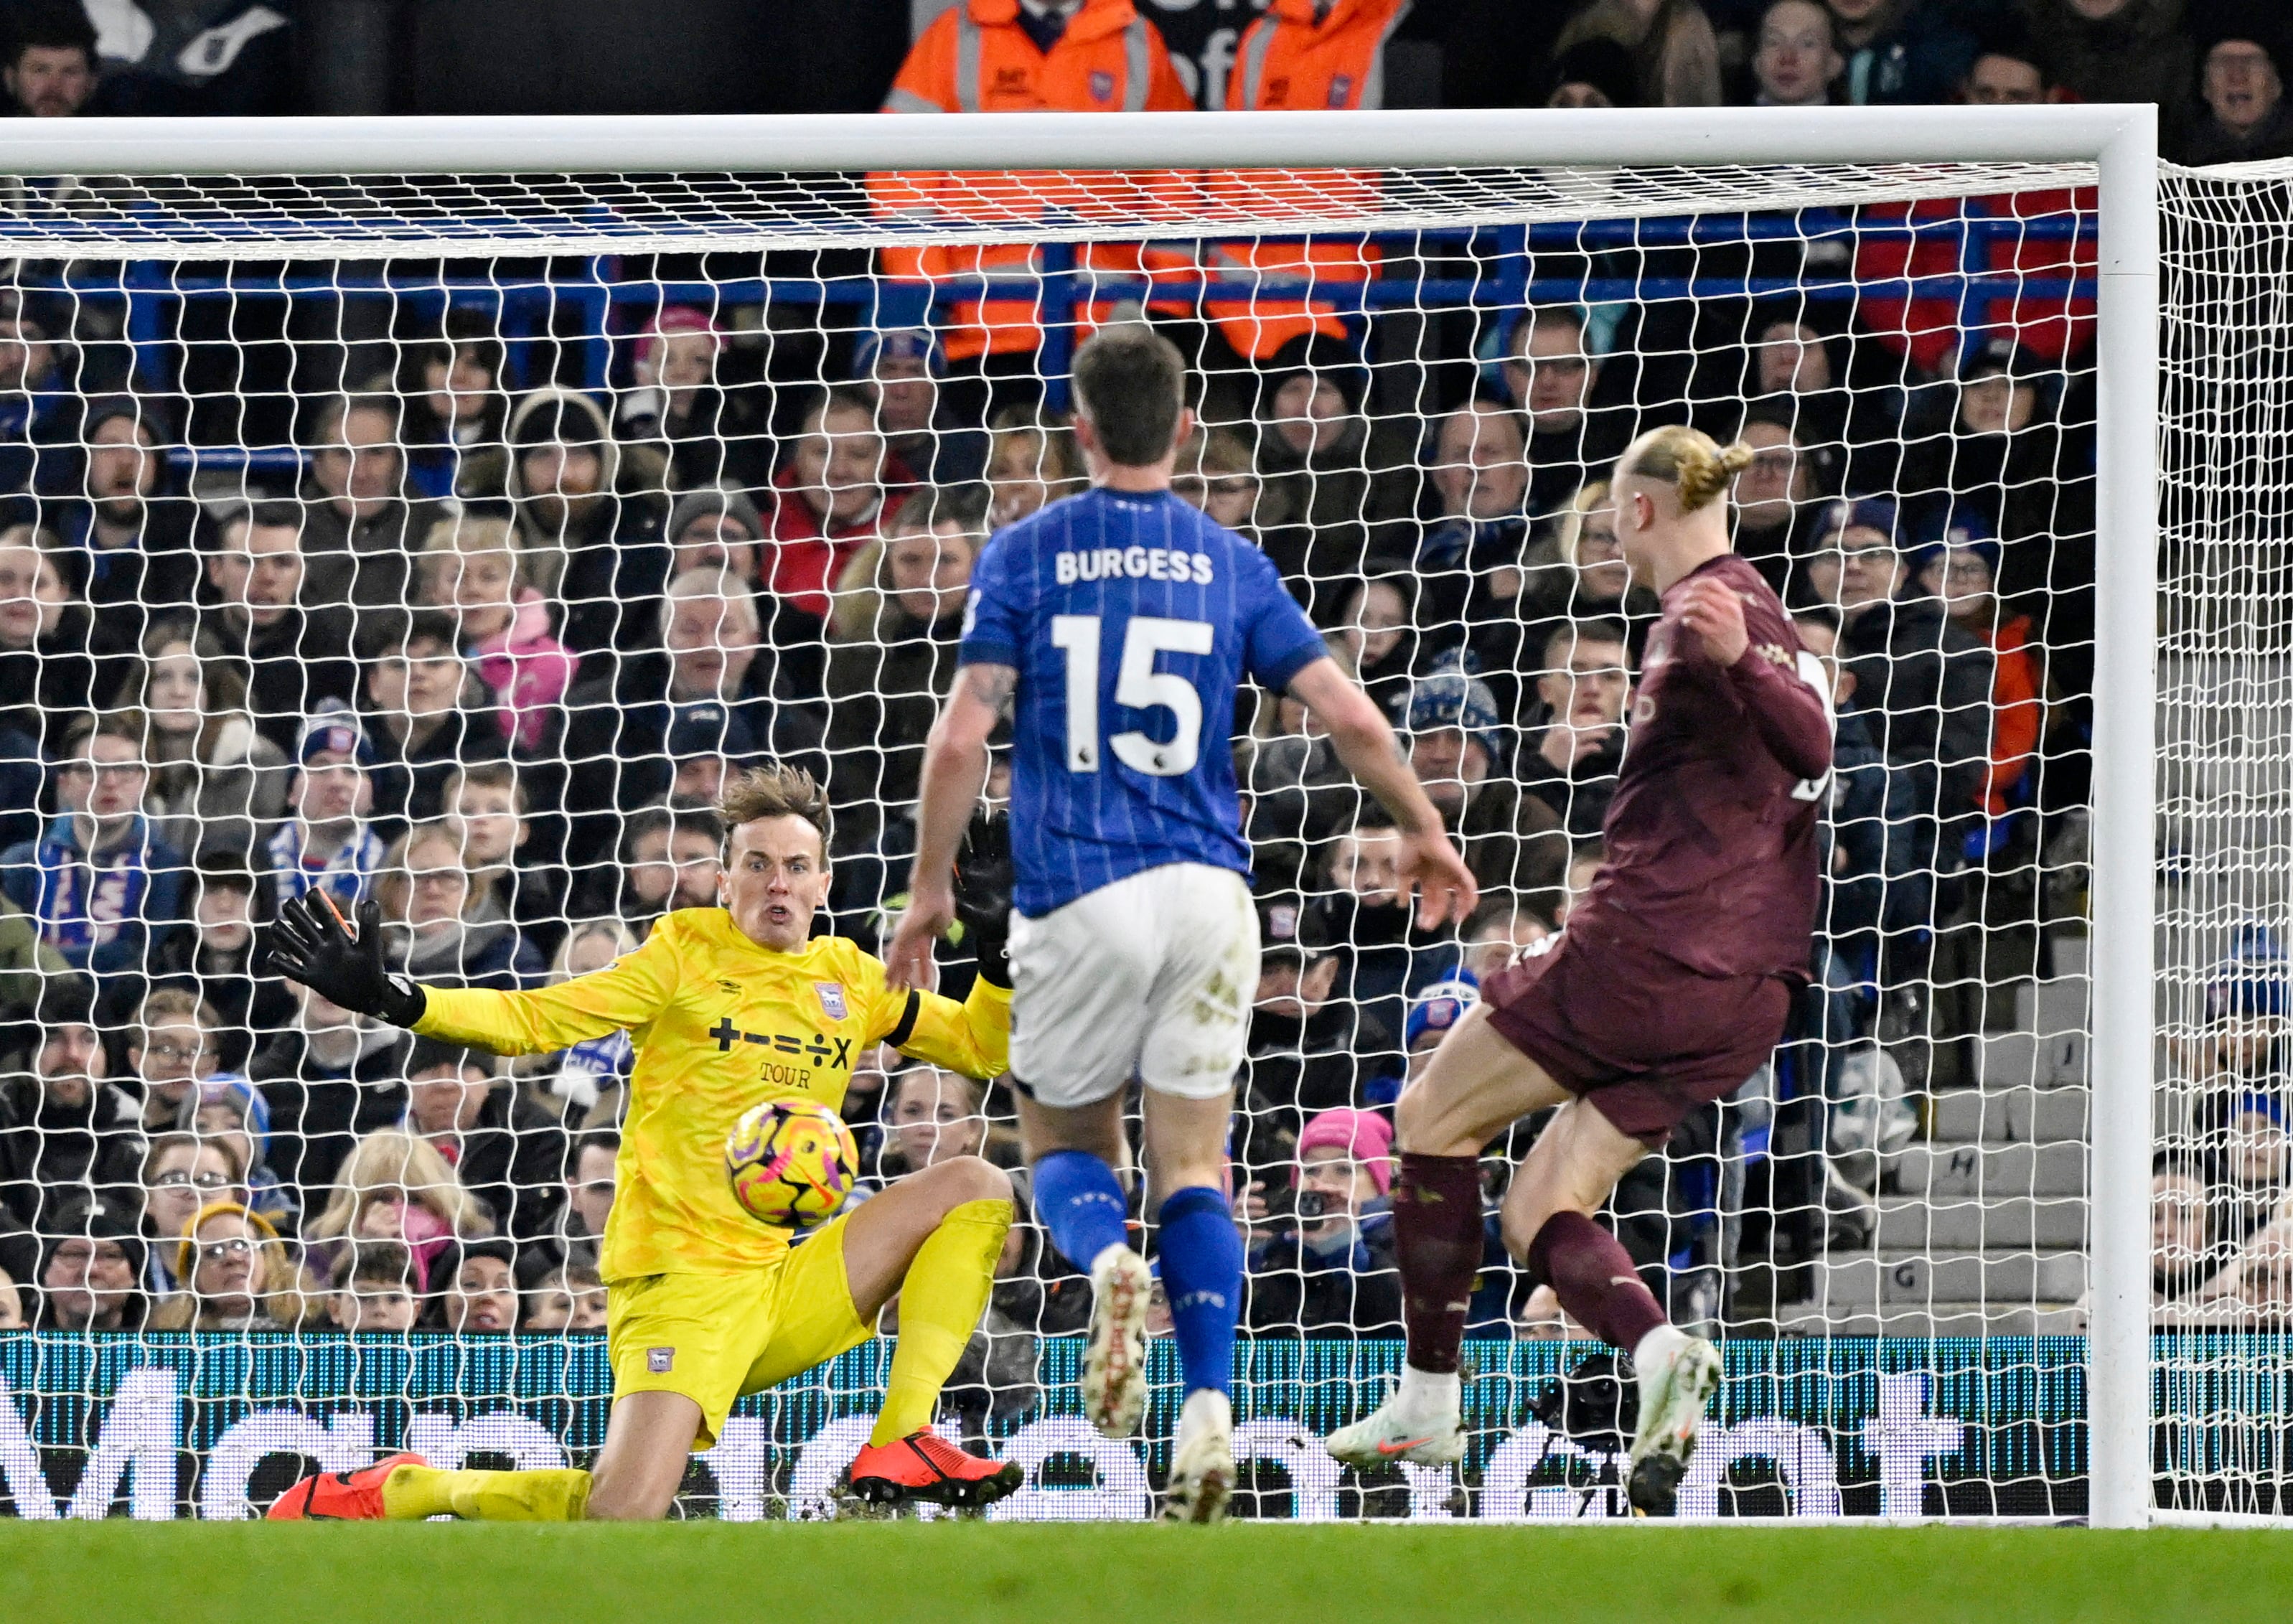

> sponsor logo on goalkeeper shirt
[1053,547,1216,587]
[706,1015,853,1088]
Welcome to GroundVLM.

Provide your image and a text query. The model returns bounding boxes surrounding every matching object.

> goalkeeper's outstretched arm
[266,893,675,1056]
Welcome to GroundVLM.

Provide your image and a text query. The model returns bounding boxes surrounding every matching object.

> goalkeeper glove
[263,893,428,1028]
[952,805,1013,990]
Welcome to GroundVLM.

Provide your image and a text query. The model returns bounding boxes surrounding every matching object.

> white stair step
[1818,1250,2087,1307]
[2030,975,2088,1037]
[1874,1196,2087,1251]
[1975,1030,2088,1090]
[1892,1142,2088,1198]
[1775,1303,2086,1338]
[1927,1087,2087,1145]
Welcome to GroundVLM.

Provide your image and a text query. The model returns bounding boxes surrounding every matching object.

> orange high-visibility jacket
[1173,0,1411,358]
[876,0,1194,362]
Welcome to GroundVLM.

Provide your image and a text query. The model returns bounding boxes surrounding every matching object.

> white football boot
[1081,1244,1153,1440]
[1624,1324,1722,1516]
[1161,1389,1237,1524]
[1324,1368,1467,1469]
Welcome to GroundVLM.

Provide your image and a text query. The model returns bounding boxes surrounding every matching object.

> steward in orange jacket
[1150,0,1410,360]
[875,0,1193,364]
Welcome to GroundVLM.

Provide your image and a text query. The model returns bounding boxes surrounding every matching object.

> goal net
[0,113,2188,1522]
[2154,156,2293,1522]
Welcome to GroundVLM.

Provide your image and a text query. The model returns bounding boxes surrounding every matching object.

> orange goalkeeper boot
[266,1451,428,1520]
[847,1431,1024,1509]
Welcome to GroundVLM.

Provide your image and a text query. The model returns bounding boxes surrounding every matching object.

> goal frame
[0,103,2161,1527]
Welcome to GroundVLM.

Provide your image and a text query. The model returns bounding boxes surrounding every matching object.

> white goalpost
[0,103,2203,1524]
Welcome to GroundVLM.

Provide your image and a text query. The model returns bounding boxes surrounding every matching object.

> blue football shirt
[959,486,1328,917]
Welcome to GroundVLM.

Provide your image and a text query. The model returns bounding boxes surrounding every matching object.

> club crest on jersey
[1327,74,1354,107]
[815,982,848,1020]
[647,1347,674,1373]
[1089,70,1115,102]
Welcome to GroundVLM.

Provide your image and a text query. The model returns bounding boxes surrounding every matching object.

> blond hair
[374,818,483,925]
[717,762,833,855]
[1553,480,1613,571]
[136,985,220,1051]
[1616,425,1755,515]
[420,512,531,599]
[303,1127,491,1244]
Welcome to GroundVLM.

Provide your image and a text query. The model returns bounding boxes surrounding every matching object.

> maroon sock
[1525,1211,1668,1354]
[1390,1153,1485,1376]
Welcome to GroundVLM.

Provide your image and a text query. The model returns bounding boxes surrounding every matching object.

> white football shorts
[1006,861,1258,1109]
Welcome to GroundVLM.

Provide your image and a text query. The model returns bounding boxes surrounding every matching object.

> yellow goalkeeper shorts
[604,1212,871,1449]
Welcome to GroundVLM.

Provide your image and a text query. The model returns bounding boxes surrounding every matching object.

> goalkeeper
[266,765,1026,1521]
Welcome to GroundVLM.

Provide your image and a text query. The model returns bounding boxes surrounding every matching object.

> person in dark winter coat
[398,1038,566,1247]
[249,982,409,1205]
[1240,903,1397,1171]
[49,396,199,673]
[1244,1107,1403,1335]
[502,386,672,674]
[2177,26,2293,166]
[0,982,141,1251]
[0,536,96,756]
[1251,335,1420,619]
[2025,0,2195,135]
[822,487,980,845]
[614,307,775,495]
[197,502,363,759]
[298,392,449,616]
[1826,0,1977,105]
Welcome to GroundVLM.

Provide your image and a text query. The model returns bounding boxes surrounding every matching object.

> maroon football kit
[1484,553,1834,1143]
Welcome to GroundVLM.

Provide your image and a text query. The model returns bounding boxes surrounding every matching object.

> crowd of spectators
[0,0,2273,1355]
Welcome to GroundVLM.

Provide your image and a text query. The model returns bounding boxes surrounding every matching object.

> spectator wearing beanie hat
[1249,334,1420,616]
[1403,661,1567,901]
[1240,898,1395,1168]
[1915,508,2051,822]
[1547,37,1638,107]
[264,702,386,914]
[616,306,773,493]
[503,385,672,672]
[429,1234,521,1333]
[1242,1106,1403,1335]
[665,486,769,590]
[2179,18,2293,166]
[855,327,988,489]
[32,1193,147,1330]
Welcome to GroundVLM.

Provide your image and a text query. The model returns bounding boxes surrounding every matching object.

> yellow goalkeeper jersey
[413,907,1010,1282]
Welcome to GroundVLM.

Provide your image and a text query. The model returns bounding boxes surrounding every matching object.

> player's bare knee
[917,1153,1011,1214]
[1392,1078,1435,1150]
[1500,1183,1599,1262]
[1393,1077,1475,1158]
[583,1466,674,1522]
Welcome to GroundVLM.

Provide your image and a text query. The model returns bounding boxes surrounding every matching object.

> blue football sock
[1155,1186,1242,1398]
[1030,1149,1131,1273]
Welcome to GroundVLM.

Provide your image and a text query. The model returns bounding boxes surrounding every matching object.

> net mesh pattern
[0,161,2094,258]
[2154,157,2293,1519]
[0,147,2200,1521]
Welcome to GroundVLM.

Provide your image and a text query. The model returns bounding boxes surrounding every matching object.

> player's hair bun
[1618,424,1755,515]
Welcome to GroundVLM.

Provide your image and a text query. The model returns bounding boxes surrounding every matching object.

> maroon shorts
[1481,931,1794,1147]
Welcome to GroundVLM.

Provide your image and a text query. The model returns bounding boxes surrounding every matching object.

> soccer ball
[725,1097,860,1226]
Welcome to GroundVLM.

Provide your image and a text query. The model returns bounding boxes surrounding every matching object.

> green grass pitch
[8,1524,2293,1622]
